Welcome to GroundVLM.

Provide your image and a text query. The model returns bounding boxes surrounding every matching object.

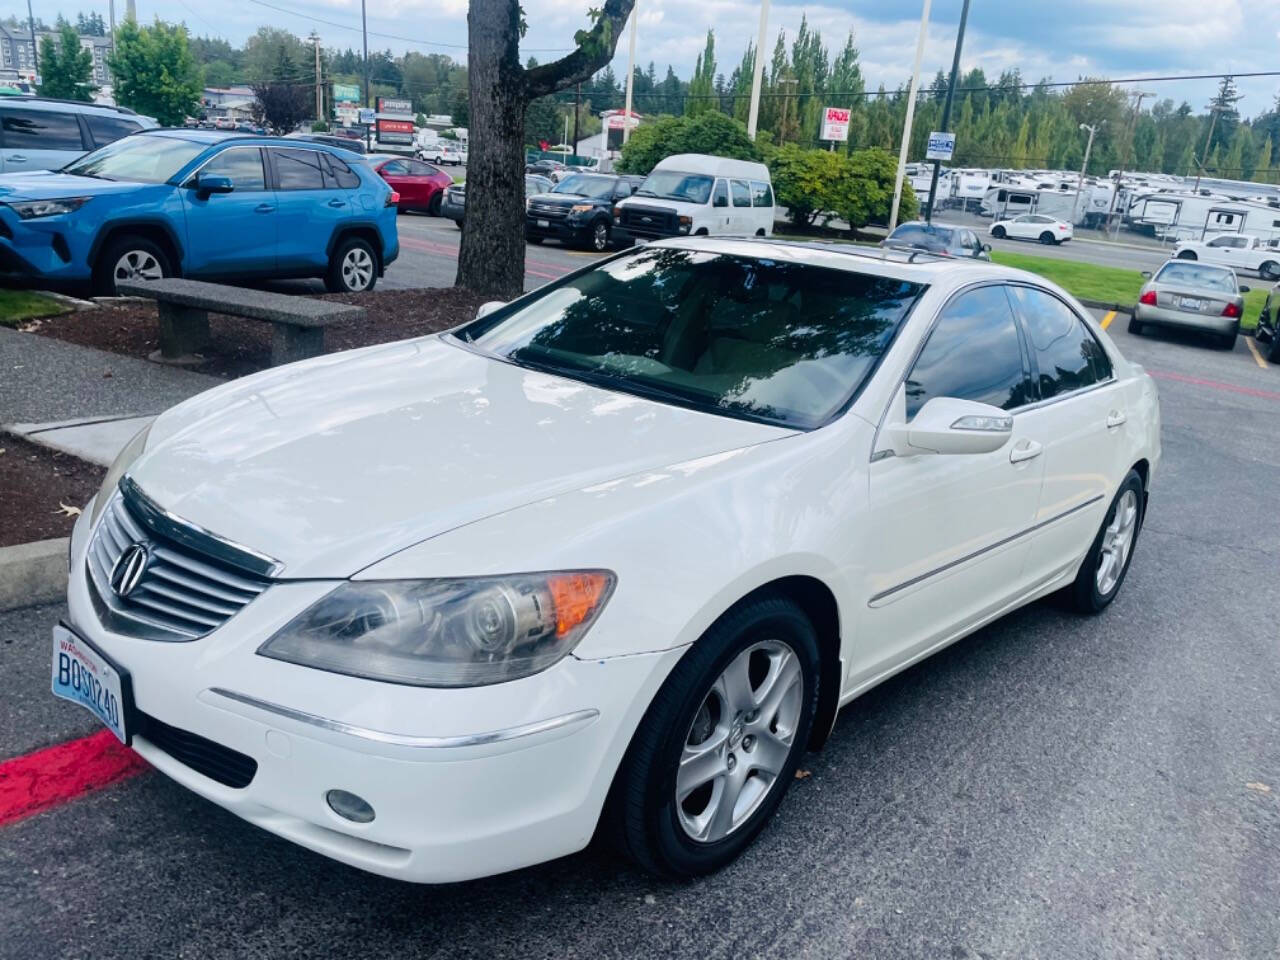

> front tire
[588,219,610,252]
[325,236,378,293]
[1039,231,1056,244]
[1260,260,1279,281]
[606,594,820,879]
[93,234,171,296]
[429,193,442,217]
[1127,315,1144,336]
[991,225,1006,239]
[1177,250,1197,260]
[1066,471,1145,614]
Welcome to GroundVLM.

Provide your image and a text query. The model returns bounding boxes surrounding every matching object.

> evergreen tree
[37,25,95,101]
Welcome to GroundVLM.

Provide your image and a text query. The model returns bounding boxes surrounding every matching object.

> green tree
[108,20,202,126]
[766,143,844,226]
[37,26,95,101]
[836,147,911,230]
[617,111,760,174]
[685,31,716,118]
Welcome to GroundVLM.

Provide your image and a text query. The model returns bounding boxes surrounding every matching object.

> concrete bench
[116,278,367,367]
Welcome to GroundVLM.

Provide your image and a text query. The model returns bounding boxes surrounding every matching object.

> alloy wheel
[1096,488,1139,596]
[113,250,163,284]
[676,639,804,843]
[341,247,374,291]
[592,222,609,251]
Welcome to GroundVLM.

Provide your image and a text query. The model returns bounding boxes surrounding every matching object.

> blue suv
[0,129,399,294]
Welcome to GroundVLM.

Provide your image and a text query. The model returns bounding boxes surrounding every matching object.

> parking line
[1101,310,1117,330]
[1244,335,1270,369]
[0,730,148,827]
[1150,369,1280,401]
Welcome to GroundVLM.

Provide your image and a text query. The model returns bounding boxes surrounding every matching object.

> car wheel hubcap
[114,250,162,283]
[342,248,373,290]
[676,640,803,844]
[1096,489,1139,596]
[593,224,607,249]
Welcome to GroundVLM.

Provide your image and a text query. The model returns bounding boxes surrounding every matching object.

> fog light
[326,789,375,823]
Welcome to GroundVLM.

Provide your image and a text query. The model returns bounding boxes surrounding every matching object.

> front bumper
[0,206,92,283]
[1134,303,1238,335]
[525,215,587,243]
[63,505,684,883]
[441,197,465,222]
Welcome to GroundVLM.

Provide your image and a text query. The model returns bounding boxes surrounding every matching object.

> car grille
[86,492,271,642]
[136,711,257,788]
[619,204,680,238]
[527,200,569,220]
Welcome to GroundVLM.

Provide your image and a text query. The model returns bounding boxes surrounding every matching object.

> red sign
[820,106,850,142]
[377,119,414,134]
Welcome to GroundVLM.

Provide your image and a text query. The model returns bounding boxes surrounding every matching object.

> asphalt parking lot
[2,311,1277,959]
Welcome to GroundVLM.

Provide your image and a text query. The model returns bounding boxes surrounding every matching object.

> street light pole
[26,0,39,81]
[311,32,323,126]
[361,0,371,149]
[622,6,637,144]
[1072,121,1101,226]
[746,0,770,140]
[924,0,970,224]
[889,0,933,232]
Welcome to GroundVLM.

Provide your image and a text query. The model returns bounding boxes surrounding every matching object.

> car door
[180,146,277,276]
[408,160,445,209]
[1005,284,1124,586]
[1202,235,1242,268]
[1009,215,1034,240]
[0,106,90,173]
[267,147,355,273]
[710,178,732,233]
[377,158,413,203]
[858,284,1043,688]
[730,179,753,235]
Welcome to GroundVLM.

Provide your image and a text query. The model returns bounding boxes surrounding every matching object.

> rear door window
[731,179,752,207]
[85,114,142,148]
[270,148,326,190]
[751,181,773,207]
[0,108,85,150]
[1007,286,1112,397]
[323,153,361,188]
[712,179,729,208]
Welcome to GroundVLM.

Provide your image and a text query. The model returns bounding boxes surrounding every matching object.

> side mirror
[476,300,505,319]
[195,173,234,198]
[1239,284,1251,293]
[1140,270,1152,279]
[882,394,1013,457]
[981,243,992,252]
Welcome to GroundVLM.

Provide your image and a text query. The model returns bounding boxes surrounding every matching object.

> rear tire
[1039,231,1056,244]
[1218,326,1239,350]
[428,193,442,217]
[1268,335,1280,363]
[1261,261,1279,281]
[1177,250,1197,260]
[324,236,378,293]
[527,236,544,245]
[991,226,1006,239]
[1127,315,1144,336]
[1066,470,1145,614]
[93,234,172,296]
[606,593,820,879]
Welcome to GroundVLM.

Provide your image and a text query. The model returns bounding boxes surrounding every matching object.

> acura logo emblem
[110,543,150,599]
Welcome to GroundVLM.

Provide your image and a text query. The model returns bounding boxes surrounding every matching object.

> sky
[8,0,1280,116]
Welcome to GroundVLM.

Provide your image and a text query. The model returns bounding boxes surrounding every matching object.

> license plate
[536,219,549,228]
[1177,296,1205,310]
[50,623,133,744]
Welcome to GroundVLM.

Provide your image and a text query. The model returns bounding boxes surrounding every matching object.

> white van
[614,154,775,242]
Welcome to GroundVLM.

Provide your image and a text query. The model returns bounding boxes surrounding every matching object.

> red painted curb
[1150,369,1280,401]
[0,730,149,827]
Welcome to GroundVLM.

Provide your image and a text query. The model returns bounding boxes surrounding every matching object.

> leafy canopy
[108,20,202,127]
[37,25,95,101]
[618,112,761,174]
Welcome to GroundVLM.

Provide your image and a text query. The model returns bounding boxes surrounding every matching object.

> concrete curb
[0,538,68,612]
[1079,298,1135,316]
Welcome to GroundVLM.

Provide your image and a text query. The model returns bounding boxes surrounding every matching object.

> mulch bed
[23,287,492,380]
[0,436,105,548]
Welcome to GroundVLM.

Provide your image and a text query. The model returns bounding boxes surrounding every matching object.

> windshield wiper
[633,189,658,197]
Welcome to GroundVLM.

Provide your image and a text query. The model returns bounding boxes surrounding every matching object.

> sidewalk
[1,327,222,463]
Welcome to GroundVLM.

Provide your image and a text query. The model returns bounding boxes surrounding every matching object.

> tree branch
[523,0,635,99]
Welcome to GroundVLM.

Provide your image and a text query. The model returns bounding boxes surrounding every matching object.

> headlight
[7,197,91,219]
[258,571,616,687]
[89,422,152,527]
[569,204,594,214]
[678,215,692,234]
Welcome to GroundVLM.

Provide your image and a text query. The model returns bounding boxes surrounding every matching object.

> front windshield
[886,224,956,251]
[457,247,924,429]
[63,135,206,184]
[554,174,615,199]
[635,171,715,204]
[1155,262,1237,292]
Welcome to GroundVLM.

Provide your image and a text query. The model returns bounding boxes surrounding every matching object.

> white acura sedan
[54,239,1160,883]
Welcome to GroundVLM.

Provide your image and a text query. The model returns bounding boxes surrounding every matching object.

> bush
[617,112,761,175]
[764,145,916,232]
[311,120,329,132]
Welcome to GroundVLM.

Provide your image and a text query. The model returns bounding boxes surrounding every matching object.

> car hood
[0,171,149,201]
[133,336,790,579]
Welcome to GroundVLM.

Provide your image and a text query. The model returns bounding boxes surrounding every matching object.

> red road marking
[1149,369,1280,401]
[0,730,148,827]
[398,236,570,281]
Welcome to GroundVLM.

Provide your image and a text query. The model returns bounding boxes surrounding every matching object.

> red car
[367,154,454,215]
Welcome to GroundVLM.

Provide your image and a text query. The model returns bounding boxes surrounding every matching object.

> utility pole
[1105,89,1150,236]
[924,0,971,224]
[1072,121,1102,226]
[310,32,323,126]
[26,0,39,82]
[572,82,581,156]
[746,0,770,140]
[889,0,933,232]
[361,0,371,150]
[1193,103,1225,193]
[108,0,116,57]
[622,6,637,144]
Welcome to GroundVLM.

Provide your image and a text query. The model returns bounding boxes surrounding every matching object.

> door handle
[1106,410,1127,428]
[254,203,274,213]
[328,198,346,208]
[8,155,26,163]
[1009,439,1043,463]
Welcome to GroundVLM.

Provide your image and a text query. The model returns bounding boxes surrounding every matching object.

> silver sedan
[1130,260,1247,349]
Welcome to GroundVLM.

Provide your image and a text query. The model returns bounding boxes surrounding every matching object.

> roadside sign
[926,131,956,161]
[333,83,360,104]
[377,97,413,116]
[819,106,850,142]
[357,108,376,126]
[377,118,414,145]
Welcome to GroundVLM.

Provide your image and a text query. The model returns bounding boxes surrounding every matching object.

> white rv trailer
[950,168,992,210]
[1126,190,1280,242]
[980,182,1101,225]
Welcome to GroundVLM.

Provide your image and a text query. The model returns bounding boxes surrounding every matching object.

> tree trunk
[456,0,527,299]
